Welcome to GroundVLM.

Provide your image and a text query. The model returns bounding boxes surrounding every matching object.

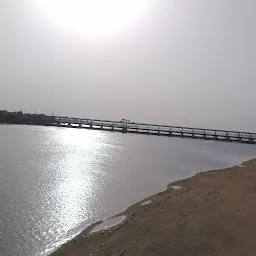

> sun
[35,0,149,37]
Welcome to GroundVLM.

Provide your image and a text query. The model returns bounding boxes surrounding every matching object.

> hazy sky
[1,0,255,131]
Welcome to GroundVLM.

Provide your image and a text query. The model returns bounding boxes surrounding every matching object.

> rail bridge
[52,116,256,144]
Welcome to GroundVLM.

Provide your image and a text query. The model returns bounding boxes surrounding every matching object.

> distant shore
[0,110,54,126]
[51,158,256,256]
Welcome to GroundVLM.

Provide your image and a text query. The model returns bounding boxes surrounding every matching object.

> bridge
[52,116,256,144]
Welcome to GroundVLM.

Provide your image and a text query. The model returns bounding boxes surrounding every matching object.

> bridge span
[52,116,256,144]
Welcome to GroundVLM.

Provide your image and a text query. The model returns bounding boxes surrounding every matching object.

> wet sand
[52,158,256,256]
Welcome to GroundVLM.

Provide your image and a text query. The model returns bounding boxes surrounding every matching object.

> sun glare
[35,0,149,37]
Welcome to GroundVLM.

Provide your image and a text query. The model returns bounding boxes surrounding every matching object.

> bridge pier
[238,133,242,143]
[191,129,195,139]
[181,128,184,137]
[249,135,254,144]
[122,126,127,133]
[57,117,61,127]
[226,132,231,142]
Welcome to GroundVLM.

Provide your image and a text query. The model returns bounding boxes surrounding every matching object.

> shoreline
[51,157,256,256]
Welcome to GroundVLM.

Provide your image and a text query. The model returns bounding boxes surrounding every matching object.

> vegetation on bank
[0,110,54,125]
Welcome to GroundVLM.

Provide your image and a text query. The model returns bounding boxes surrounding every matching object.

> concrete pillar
[226,132,230,141]
[250,134,254,144]
[169,127,172,136]
[122,125,127,133]
[192,129,195,138]
[203,130,207,139]
[57,117,61,127]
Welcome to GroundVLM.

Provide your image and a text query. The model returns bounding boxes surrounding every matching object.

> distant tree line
[0,110,55,125]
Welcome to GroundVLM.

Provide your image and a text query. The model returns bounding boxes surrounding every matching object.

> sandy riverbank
[52,158,256,256]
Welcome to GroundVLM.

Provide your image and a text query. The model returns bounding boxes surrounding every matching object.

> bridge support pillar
[226,135,231,141]
[238,133,242,142]
[57,117,61,127]
[157,126,161,136]
[225,132,230,142]
[191,129,195,139]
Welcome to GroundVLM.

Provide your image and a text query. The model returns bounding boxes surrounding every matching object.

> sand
[52,158,256,256]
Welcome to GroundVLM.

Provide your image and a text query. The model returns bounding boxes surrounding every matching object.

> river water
[0,124,256,256]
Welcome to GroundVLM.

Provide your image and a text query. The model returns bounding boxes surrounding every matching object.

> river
[0,124,256,256]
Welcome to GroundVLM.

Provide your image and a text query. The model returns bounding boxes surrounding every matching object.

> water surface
[0,125,256,256]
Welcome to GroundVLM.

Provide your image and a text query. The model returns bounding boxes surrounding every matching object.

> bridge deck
[51,117,256,144]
